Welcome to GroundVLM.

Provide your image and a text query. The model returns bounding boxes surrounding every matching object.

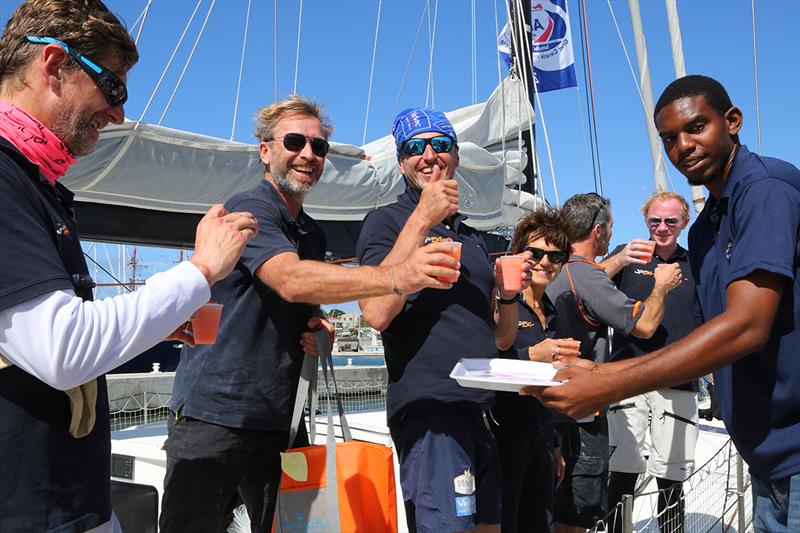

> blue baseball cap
[392,107,457,159]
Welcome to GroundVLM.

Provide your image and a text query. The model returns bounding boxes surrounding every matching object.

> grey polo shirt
[545,255,643,363]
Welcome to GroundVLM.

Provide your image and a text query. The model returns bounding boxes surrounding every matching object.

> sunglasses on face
[269,133,330,157]
[401,135,454,157]
[524,246,568,264]
[647,217,680,228]
[26,36,128,108]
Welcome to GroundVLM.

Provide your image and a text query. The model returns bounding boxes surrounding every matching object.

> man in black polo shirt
[0,2,258,531]
[602,192,698,533]
[544,193,683,532]
[160,98,460,533]
[356,107,530,533]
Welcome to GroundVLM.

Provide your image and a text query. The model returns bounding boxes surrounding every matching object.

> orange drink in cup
[437,241,462,283]
[640,241,656,263]
[497,255,524,292]
[191,303,224,344]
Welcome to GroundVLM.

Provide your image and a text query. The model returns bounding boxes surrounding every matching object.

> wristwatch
[495,292,519,305]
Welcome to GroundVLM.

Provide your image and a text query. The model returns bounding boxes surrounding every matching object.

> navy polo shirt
[356,182,496,425]
[0,138,112,532]
[492,294,557,439]
[171,180,325,431]
[608,244,698,392]
[688,145,800,481]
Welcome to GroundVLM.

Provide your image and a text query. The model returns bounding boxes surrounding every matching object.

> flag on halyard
[498,0,577,93]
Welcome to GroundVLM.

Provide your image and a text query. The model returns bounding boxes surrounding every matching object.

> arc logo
[531,2,568,52]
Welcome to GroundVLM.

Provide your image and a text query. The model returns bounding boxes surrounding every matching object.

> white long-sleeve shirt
[0,261,210,390]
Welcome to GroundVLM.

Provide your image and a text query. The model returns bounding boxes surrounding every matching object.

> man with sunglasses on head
[356,108,532,533]
[531,75,800,532]
[601,192,698,533]
[0,1,260,532]
[160,98,462,533]
[543,193,683,532]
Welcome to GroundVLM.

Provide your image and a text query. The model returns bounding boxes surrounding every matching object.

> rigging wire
[158,0,217,126]
[425,0,440,108]
[230,0,252,141]
[751,0,763,155]
[579,0,604,195]
[292,0,304,95]
[576,0,598,190]
[504,0,538,203]
[391,1,429,119]
[362,0,383,147]
[605,0,674,190]
[274,0,278,101]
[492,0,510,215]
[138,0,202,124]
[513,0,558,205]
[132,0,152,45]
[471,0,477,105]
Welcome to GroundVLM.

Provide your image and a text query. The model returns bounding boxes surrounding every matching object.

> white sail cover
[62,77,542,236]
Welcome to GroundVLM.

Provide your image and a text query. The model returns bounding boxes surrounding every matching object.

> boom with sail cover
[62,77,541,257]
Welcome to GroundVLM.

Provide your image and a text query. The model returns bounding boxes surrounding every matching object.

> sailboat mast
[627,0,670,193]
[509,0,537,196]
[664,0,707,213]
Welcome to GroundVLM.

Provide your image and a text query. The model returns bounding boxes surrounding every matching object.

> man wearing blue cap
[356,108,531,533]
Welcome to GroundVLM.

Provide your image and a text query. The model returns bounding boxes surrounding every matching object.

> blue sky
[2,0,798,305]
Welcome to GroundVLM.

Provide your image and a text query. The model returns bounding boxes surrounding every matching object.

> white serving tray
[450,358,564,392]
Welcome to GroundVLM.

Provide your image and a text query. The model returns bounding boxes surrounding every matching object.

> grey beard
[273,172,310,199]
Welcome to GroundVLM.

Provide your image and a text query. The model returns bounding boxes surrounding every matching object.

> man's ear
[725,106,744,137]
[259,141,270,168]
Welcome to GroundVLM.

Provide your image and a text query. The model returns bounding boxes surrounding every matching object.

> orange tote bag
[274,331,398,533]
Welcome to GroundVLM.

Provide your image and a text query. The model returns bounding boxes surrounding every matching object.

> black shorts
[554,415,609,528]
[390,408,502,533]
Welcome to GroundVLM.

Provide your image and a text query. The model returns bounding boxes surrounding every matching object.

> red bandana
[0,102,76,184]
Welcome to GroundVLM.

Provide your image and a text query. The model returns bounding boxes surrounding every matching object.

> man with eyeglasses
[356,108,531,533]
[601,192,697,533]
[160,99,464,533]
[532,75,800,531]
[0,1,260,531]
[543,193,683,532]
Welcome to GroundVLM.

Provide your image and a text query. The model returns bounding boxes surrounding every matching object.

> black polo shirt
[171,180,325,431]
[491,294,557,439]
[356,182,496,425]
[0,137,112,532]
[608,244,698,392]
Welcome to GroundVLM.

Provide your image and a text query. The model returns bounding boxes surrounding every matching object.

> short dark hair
[509,208,572,255]
[561,193,611,241]
[654,75,734,120]
[0,0,138,87]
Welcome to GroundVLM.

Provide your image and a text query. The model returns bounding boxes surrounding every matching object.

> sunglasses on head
[26,36,128,108]
[524,246,568,264]
[647,217,680,227]
[401,135,454,157]
[269,133,330,157]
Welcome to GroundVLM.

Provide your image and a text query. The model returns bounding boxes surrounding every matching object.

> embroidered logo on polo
[518,320,535,328]
[633,268,654,277]
[55,222,70,236]
[424,235,450,244]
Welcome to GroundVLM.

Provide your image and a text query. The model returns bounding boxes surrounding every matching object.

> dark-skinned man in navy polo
[530,75,800,532]
[0,1,260,531]
[160,98,464,533]
[357,108,532,533]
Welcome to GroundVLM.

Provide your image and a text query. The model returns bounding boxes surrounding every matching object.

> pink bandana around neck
[0,102,75,185]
